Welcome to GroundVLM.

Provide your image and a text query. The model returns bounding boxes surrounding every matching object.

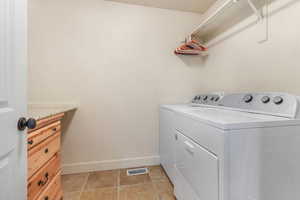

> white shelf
[191,0,234,35]
[189,0,265,44]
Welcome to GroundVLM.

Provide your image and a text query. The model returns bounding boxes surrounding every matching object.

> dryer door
[175,131,219,200]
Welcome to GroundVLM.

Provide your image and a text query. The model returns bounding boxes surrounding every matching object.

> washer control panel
[191,92,299,118]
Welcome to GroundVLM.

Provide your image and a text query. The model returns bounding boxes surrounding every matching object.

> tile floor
[62,165,176,200]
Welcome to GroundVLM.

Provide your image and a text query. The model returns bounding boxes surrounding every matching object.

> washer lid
[180,107,300,130]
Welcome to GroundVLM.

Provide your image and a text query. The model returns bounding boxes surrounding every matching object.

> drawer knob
[44,148,49,153]
[28,140,33,145]
[38,173,49,186]
[52,127,57,132]
[44,196,49,200]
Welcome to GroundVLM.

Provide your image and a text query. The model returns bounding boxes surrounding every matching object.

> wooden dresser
[27,113,64,200]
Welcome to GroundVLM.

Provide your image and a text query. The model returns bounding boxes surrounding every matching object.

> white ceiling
[106,0,217,13]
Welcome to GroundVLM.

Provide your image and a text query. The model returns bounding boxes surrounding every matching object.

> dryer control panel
[191,92,299,118]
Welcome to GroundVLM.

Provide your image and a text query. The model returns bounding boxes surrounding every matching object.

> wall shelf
[188,0,267,45]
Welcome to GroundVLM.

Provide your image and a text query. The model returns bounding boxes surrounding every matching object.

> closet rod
[190,0,234,36]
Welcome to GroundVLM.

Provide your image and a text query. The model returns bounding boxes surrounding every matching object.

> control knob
[273,96,283,105]
[261,96,270,104]
[243,94,253,103]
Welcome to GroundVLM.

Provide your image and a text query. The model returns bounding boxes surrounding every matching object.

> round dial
[203,96,208,100]
[210,97,215,101]
[215,97,220,102]
[193,96,198,101]
[243,94,253,103]
[261,96,270,104]
[273,96,283,105]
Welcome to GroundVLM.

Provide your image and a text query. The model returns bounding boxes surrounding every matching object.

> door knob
[18,117,37,131]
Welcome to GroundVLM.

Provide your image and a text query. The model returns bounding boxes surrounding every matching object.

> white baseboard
[62,155,160,175]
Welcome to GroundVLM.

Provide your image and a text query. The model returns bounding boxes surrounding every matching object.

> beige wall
[29,0,300,173]
[28,0,203,173]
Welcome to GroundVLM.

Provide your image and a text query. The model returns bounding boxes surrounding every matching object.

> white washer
[159,92,300,200]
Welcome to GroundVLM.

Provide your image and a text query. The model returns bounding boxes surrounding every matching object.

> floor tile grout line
[117,170,120,200]
[118,181,153,188]
[151,179,161,200]
[79,172,90,199]
[82,186,118,192]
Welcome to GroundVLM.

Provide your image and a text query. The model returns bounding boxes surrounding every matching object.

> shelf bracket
[247,0,263,21]
[258,0,269,43]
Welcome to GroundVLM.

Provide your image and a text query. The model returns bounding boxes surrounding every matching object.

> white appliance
[159,92,300,200]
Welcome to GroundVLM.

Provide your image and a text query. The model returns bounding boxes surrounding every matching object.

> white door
[0,0,27,199]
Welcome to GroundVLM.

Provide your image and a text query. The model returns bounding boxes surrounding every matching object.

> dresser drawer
[28,134,61,178]
[36,171,63,200]
[28,154,61,200]
[28,121,61,150]
[54,189,63,200]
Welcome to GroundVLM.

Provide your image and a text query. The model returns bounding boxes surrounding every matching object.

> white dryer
[159,92,300,200]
